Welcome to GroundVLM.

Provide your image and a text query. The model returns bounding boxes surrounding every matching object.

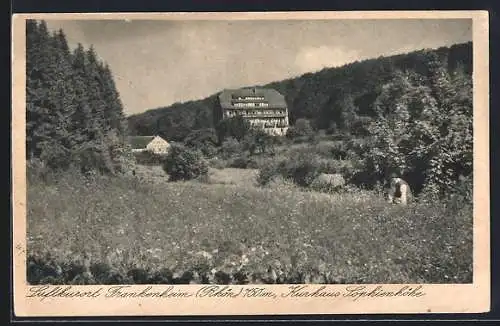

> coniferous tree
[26,20,52,159]
[68,43,90,142]
[27,21,76,169]
[26,20,133,175]
[99,63,127,135]
[85,46,108,136]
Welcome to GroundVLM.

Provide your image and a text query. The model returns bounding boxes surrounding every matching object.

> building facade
[217,87,289,136]
[128,135,171,154]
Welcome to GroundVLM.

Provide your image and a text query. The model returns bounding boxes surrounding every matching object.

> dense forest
[127,42,472,141]
[26,20,133,175]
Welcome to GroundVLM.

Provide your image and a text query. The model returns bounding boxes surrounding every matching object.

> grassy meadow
[27,165,473,285]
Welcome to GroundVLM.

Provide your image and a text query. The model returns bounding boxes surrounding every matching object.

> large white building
[217,87,289,136]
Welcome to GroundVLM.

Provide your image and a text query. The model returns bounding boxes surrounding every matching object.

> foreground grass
[27,171,472,285]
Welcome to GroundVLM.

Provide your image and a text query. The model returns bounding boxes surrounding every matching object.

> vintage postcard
[12,11,490,317]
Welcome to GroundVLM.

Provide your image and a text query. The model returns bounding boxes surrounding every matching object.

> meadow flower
[27,169,472,284]
[196,250,213,260]
[240,254,249,265]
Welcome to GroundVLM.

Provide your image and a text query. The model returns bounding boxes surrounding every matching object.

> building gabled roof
[127,136,156,149]
[218,87,287,109]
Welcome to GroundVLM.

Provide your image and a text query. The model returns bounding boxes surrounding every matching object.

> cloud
[295,46,361,73]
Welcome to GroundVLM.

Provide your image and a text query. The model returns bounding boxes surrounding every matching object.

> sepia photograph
[12,11,490,316]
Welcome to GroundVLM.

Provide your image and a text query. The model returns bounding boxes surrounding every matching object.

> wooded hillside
[127,42,472,142]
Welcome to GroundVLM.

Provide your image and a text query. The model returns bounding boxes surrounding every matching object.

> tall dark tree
[26,21,76,168]
[85,46,108,136]
[26,20,133,175]
[99,63,127,136]
[26,19,51,159]
[69,43,95,147]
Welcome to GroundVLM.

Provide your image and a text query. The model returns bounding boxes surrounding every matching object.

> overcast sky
[45,19,472,116]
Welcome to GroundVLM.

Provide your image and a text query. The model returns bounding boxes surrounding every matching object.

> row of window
[231,96,265,101]
[233,102,269,108]
[225,110,286,116]
[251,123,289,128]
[249,118,288,128]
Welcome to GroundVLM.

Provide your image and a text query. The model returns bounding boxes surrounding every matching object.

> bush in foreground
[257,151,320,188]
[162,144,208,181]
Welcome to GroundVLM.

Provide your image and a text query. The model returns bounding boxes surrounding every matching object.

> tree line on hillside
[127,42,472,141]
[26,20,133,175]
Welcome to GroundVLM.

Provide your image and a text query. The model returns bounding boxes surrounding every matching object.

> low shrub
[256,159,281,186]
[228,155,258,169]
[184,128,219,158]
[291,135,310,144]
[220,137,244,159]
[310,173,346,193]
[313,141,335,158]
[208,157,227,170]
[329,141,349,160]
[162,144,208,182]
[279,152,321,187]
[133,151,167,165]
[286,118,314,139]
[27,158,55,184]
[257,152,320,188]
[449,174,473,204]
[264,175,299,192]
[317,159,339,174]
